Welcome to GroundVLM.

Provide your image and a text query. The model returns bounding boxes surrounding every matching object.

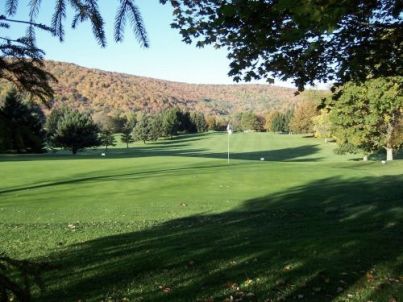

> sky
[4,0,329,89]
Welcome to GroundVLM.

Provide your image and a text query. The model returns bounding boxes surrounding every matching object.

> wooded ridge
[2,60,328,116]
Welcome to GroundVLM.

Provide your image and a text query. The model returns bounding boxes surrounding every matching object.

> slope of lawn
[0,132,402,301]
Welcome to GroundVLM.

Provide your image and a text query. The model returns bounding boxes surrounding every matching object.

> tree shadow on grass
[0,144,321,195]
[0,162,240,195]
[0,143,322,163]
[37,175,403,301]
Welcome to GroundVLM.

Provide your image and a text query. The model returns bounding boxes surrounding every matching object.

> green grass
[1,132,402,301]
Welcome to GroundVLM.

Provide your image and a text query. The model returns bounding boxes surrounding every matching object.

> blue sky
[4,1,328,89]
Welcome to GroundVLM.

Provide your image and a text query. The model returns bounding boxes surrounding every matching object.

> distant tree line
[0,90,210,154]
[1,77,401,159]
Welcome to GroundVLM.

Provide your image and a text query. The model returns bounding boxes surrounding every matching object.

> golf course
[1,132,402,301]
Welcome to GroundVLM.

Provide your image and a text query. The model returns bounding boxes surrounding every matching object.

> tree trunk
[126,142,129,148]
[363,155,368,161]
[72,146,77,155]
[386,147,393,161]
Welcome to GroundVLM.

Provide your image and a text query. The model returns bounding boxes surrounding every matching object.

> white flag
[227,124,233,135]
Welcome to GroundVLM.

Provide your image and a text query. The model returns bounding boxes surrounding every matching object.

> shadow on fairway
[0,137,322,163]
[37,175,403,302]
[0,162,239,195]
[0,143,321,195]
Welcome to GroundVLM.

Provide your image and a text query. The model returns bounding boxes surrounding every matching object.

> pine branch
[114,0,128,42]
[126,0,149,47]
[5,0,18,16]
[114,0,149,47]
[51,0,66,41]
[85,0,106,47]
[29,0,42,20]
[0,15,53,32]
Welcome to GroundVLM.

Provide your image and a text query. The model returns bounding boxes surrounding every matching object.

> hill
[40,61,327,116]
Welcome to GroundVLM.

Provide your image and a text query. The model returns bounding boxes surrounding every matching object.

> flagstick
[227,131,230,164]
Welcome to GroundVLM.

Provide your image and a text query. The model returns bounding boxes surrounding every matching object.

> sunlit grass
[1,132,402,301]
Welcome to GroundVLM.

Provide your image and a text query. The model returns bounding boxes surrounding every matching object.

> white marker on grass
[227,124,233,164]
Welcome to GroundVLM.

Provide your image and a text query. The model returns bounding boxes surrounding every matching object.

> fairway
[1,132,402,301]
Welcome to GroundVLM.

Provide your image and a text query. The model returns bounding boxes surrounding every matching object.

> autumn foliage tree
[312,110,333,140]
[1,0,148,101]
[289,101,318,134]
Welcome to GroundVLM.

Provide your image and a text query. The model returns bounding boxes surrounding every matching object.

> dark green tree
[50,108,100,154]
[121,130,134,148]
[1,0,148,102]
[45,106,70,147]
[161,108,181,137]
[0,89,45,153]
[178,111,196,133]
[99,130,116,151]
[150,114,162,141]
[161,0,402,90]
[190,112,208,133]
[133,114,159,143]
[121,119,136,148]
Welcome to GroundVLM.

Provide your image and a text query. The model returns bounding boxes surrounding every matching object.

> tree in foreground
[0,89,45,153]
[49,108,100,154]
[161,0,402,90]
[329,77,402,161]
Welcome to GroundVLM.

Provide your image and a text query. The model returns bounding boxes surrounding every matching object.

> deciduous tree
[329,77,402,160]
[161,0,402,90]
[289,101,318,134]
[312,109,333,140]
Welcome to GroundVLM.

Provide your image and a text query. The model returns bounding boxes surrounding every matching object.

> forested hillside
[0,61,328,116]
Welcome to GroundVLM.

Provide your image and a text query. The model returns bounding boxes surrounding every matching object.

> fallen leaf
[162,287,172,293]
[366,272,375,281]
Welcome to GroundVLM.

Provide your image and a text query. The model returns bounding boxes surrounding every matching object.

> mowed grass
[0,132,402,301]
